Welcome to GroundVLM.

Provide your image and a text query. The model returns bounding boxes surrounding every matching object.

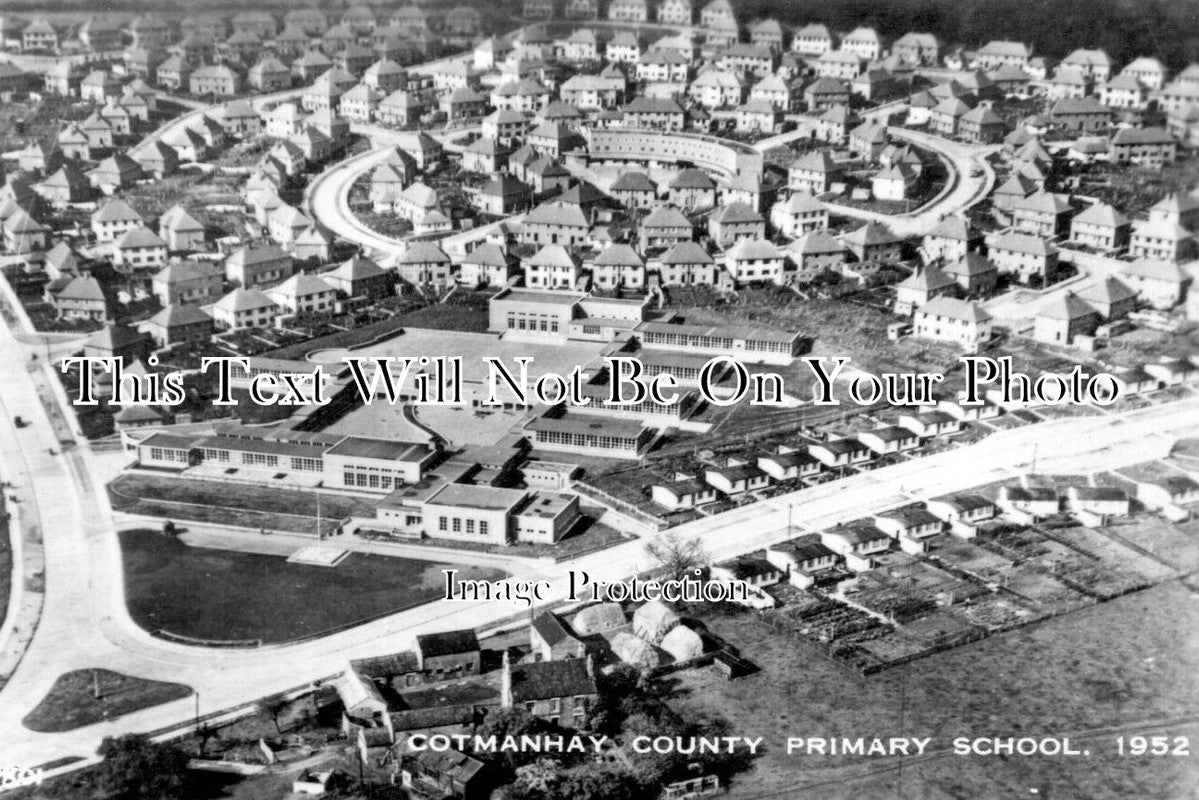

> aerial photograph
[0,0,1195,797]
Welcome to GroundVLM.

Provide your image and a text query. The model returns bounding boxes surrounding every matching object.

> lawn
[119,529,504,643]
[108,473,378,536]
[671,580,1199,799]
[22,669,192,733]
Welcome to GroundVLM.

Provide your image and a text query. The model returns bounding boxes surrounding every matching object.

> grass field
[108,473,378,535]
[118,529,505,643]
[674,581,1199,799]
[22,669,192,733]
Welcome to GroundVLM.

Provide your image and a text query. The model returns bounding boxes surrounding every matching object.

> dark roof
[531,612,577,647]
[507,657,596,703]
[416,629,479,659]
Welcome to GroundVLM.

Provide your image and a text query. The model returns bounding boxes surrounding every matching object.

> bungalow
[809,437,872,468]
[898,409,962,437]
[710,556,783,589]
[704,461,770,496]
[926,494,996,525]
[651,474,719,510]
[873,506,943,540]
[756,446,821,481]
[857,425,919,455]
[1065,486,1130,518]
[820,522,890,571]
[997,485,1059,519]
[1135,475,1199,512]
[766,535,838,589]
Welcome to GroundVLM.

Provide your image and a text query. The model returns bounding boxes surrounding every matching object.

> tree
[94,734,190,800]
[258,692,290,735]
[162,520,177,536]
[644,530,708,587]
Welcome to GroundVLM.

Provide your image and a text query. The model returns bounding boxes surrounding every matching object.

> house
[52,276,109,321]
[997,485,1059,520]
[725,238,783,285]
[913,296,992,350]
[524,244,581,289]
[1135,476,1199,513]
[704,461,770,495]
[735,99,780,133]
[393,242,453,288]
[91,198,144,242]
[81,324,152,363]
[874,506,943,542]
[711,556,783,588]
[792,24,836,57]
[804,77,850,112]
[1077,276,1136,321]
[1118,259,1186,309]
[522,202,590,248]
[710,202,765,247]
[1109,127,1178,168]
[1066,486,1129,519]
[530,612,586,661]
[842,222,902,266]
[857,425,919,455]
[610,172,657,209]
[459,245,515,288]
[1012,191,1073,238]
[152,260,223,307]
[1049,96,1113,133]
[899,410,962,438]
[640,205,693,250]
[809,438,872,468]
[502,653,596,728]
[224,244,293,289]
[973,40,1032,70]
[893,32,940,65]
[189,63,241,97]
[591,243,645,290]
[656,241,715,287]
[787,230,847,281]
[265,274,337,315]
[621,96,686,130]
[987,231,1059,284]
[415,630,480,675]
[1129,219,1195,263]
[894,264,956,314]
[788,150,841,195]
[820,522,890,571]
[926,494,996,525]
[1033,291,1100,345]
[142,304,215,348]
[958,106,1006,143]
[922,216,975,263]
[1070,203,1130,251]
[816,50,863,80]
[771,193,827,238]
[2,209,47,254]
[766,535,838,589]
[651,474,718,510]
[211,288,277,330]
[113,226,168,271]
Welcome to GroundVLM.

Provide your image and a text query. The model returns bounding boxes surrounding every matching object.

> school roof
[425,483,527,512]
[325,437,434,462]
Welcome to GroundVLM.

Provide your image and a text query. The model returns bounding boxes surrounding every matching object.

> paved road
[0,289,1195,775]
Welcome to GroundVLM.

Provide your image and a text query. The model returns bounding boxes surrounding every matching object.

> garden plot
[1001,565,1094,614]
[1105,516,1199,570]
[953,594,1039,631]
[1052,524,1179,585]
[931,538,1015,583]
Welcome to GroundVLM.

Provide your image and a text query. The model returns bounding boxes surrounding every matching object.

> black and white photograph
[0,0,1195,797]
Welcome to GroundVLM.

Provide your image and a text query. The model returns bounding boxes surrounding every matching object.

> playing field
[119,529,505,644]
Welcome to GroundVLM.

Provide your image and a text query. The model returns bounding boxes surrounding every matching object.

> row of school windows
[344,470,402,489]
[507,313,561,332]
[534,429,640,449]
[438,516,491,536]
